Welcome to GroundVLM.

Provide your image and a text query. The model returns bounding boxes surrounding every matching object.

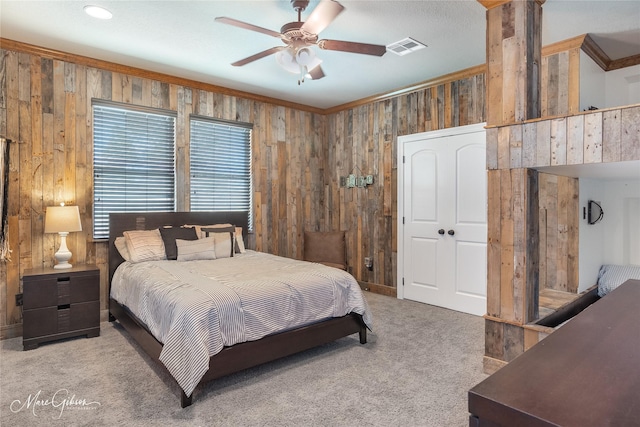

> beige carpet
[0,292,487,426]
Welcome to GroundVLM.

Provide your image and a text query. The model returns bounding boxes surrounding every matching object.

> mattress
[111,250,371,396]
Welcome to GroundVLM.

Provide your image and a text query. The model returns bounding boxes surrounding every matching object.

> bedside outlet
[364,257,373,269]
[16,293,23,306]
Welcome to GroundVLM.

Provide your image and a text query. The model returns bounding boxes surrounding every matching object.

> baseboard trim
[358,281,397,297]
[483,356,508,375]
[1,323,23,340]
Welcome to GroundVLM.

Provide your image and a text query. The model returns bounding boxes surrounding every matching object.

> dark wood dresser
[22,264,100,350]
[469,279,640,427]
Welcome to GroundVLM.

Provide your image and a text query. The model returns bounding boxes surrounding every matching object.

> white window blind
[189,117,252,229]
[93,102,176,239]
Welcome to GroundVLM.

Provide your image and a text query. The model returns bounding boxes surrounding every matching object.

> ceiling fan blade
[301,0,345,35]
[318,39,387,56]
[308,65,325,80]
[215,17,282,38]
[232,47,285,67]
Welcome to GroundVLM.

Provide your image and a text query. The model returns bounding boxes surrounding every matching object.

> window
[92,102,176,239]
[189,116,252,229]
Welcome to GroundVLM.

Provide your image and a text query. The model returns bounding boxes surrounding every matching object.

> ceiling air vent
[386,37,427,56]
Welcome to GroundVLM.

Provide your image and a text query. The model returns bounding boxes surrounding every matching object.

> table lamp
[44,204,82,269]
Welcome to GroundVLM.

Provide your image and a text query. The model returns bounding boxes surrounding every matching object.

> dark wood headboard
[108,211,249,285]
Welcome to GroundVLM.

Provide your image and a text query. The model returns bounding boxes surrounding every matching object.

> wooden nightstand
[22,264,100,350]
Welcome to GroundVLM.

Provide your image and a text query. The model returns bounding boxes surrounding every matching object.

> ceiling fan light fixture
[296,47,322,70]
[275,49,300,74]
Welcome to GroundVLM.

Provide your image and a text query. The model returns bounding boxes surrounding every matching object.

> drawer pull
[57,277,70,282]
[58,304,71,310]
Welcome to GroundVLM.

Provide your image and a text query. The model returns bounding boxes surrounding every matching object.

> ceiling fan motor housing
[281,21,318,47]
[290,0,310,12]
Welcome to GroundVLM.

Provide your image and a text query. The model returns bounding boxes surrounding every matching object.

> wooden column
[479,0,544,372]
[482,0,543,127]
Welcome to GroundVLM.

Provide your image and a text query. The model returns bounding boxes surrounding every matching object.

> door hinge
[402,277,405,286]
[402,217,405,224]
[403,155,405,163]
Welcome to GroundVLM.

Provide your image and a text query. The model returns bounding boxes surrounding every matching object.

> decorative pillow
[202,226,235,259]
[123,229,166,263]
[176,237,216,261]
[235,227,246,254]
[114,236,132,261]
[597,264,640,297]
[159,226,199,260]
[183,223,233,239]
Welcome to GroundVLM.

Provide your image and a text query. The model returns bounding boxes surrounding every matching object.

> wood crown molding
[541,34,587,56]
[324,64,487,115]
[540,33,640,72]
[477,0,545,10]
[0,38,326,115]
[609,53,640,71]
[1,37,485,116]
[3,35,637,116]
[581,33,611,71]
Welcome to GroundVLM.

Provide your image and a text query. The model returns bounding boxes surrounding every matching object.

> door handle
[448,229,455,236]
[438,229,445,235]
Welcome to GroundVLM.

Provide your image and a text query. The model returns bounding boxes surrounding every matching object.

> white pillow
[176,237,216,261]
[123,229,166,263]
[212,232,233,259]
[201,227,235,259]
[114,236,132,261]
[235,227,246,254]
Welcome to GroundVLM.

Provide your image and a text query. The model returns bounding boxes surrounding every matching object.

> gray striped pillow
[123,229,166,263]
[202,227,235,259]
[176,237,216,261]
[597,264,640,297]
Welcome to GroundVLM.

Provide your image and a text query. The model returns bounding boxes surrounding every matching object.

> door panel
[410,150,438,222]
[400,124,487,316]
[457,145,487,225]
[409,237,438,290]
[456,241,488,298]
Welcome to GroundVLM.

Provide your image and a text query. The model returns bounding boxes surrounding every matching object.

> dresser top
[23,264,99,277]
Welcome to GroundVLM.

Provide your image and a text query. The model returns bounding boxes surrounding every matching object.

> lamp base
[54,262,73,270]
[53,232,73,269]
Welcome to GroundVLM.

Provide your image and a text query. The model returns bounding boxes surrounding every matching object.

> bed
[108,211,370,407]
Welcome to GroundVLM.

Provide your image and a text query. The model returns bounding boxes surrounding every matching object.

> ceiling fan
[215,0,387,83]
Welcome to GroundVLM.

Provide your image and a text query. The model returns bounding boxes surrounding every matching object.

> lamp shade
[44,205,82,233]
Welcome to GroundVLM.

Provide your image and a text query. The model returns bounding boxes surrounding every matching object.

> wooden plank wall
[487,105,640,169]
[485,0,542,126]
[538,172,579,293]
[0,47,325,336]
[541,47,580,117]
[0,42,487,334]
[1,35,627,336]
[485,168,539,324]
[325,74,487,288]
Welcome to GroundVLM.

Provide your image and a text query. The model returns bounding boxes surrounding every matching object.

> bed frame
[108,211,367,408]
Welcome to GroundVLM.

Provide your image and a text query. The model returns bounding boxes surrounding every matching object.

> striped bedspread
[111,250,371,397]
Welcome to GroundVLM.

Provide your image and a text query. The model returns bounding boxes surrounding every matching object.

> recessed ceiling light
[84,5,113,20]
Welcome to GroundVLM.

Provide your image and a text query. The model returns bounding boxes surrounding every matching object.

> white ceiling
[1,0,639,110]
[537,160,640,180]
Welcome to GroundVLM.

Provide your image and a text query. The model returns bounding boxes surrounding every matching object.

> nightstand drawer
[23,301,100,339]
[23,271,99,309]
